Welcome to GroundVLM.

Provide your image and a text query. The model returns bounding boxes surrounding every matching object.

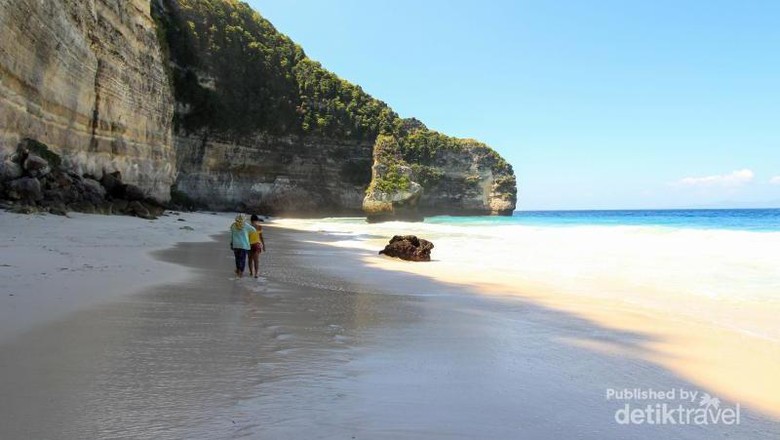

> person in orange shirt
[248,214,266,278]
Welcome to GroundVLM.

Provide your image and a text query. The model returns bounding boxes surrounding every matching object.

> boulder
[95,201,113,215]
[0,160,22,182]
[124,184,145,201]
[379,235,434,262]
[43,188,67,202]
[23,154,51,178]
[7,177,43,203]
[82,178,107,201]
[142,199,165,218]
[127,200,153,219]
[111,199,129,213]
[100,171,124,198]
[40,200,69,216]
[43,169,73,190]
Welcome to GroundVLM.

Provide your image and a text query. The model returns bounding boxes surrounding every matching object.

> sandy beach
[0,212,778,439]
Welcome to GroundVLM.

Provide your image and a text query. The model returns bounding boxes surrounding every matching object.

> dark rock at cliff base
[69,201,96,214]
[127,201,153,219]
[124,184,145,202]
[100,172,123,198]
[111,199,129,213]
[379,235,434,262]
[7,177,43,203]
[0,160,23,182]
[23,154,51,178]
[44,169,74,190]
[82,178,107,204]
[40,200,69,216]
[142,199,166,218]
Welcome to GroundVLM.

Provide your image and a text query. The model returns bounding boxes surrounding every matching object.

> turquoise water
[425,209,780,232]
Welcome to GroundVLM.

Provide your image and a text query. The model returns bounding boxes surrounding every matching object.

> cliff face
[0,0,174,201]
[416,145,517,216]
[363,123,517,221]
[174,131,373,214]
[155,0,517,217]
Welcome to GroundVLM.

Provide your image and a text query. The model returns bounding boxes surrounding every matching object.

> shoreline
[0,213,777,438]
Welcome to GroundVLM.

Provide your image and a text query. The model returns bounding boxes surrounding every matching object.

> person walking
[248,214,266,278]
[229,214,255,278]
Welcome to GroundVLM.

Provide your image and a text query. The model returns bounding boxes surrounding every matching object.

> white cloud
[770,176,780,185]
[677,169,754,187]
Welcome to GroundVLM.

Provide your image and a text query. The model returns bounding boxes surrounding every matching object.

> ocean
[429,208,780,232]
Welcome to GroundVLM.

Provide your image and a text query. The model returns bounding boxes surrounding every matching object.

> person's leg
[237,249,247,276]
[233,249,242,276]
[251,249,259,277]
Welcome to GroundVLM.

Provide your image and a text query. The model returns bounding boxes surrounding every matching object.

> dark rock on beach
[124,184,145,202]
[379,235,434,262]
[0,160,23,182]
[23,154,51,178]
[1,139,169,220]
[7,177,43,203]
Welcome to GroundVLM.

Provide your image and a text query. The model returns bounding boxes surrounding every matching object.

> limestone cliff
[174,131,373,214]
[154,0,517,217]
[0,0,174,201]
[363,120,516,221]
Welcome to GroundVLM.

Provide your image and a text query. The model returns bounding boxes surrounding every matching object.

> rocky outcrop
[379,235,434,262]
[417,144,517,216]
[0,0,175,201]
[363,135,424,222]
[0,140,166,218]
[363,124,517,221]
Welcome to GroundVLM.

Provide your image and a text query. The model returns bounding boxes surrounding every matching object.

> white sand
[0,210,233,343]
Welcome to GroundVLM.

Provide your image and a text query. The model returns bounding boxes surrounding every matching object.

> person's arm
[260,232,266,251]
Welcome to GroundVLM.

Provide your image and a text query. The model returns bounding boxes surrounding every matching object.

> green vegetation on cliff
[155,0,397,139]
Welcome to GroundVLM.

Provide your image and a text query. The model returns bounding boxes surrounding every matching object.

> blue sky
[248,0,780,210]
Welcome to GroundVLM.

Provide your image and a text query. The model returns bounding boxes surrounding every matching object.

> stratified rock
[7,177,42,203]
[22,154,50,178]
[0,0,175,201]
[379,235,434,262]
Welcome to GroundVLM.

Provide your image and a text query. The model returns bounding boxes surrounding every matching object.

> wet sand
[1,225,778,439]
